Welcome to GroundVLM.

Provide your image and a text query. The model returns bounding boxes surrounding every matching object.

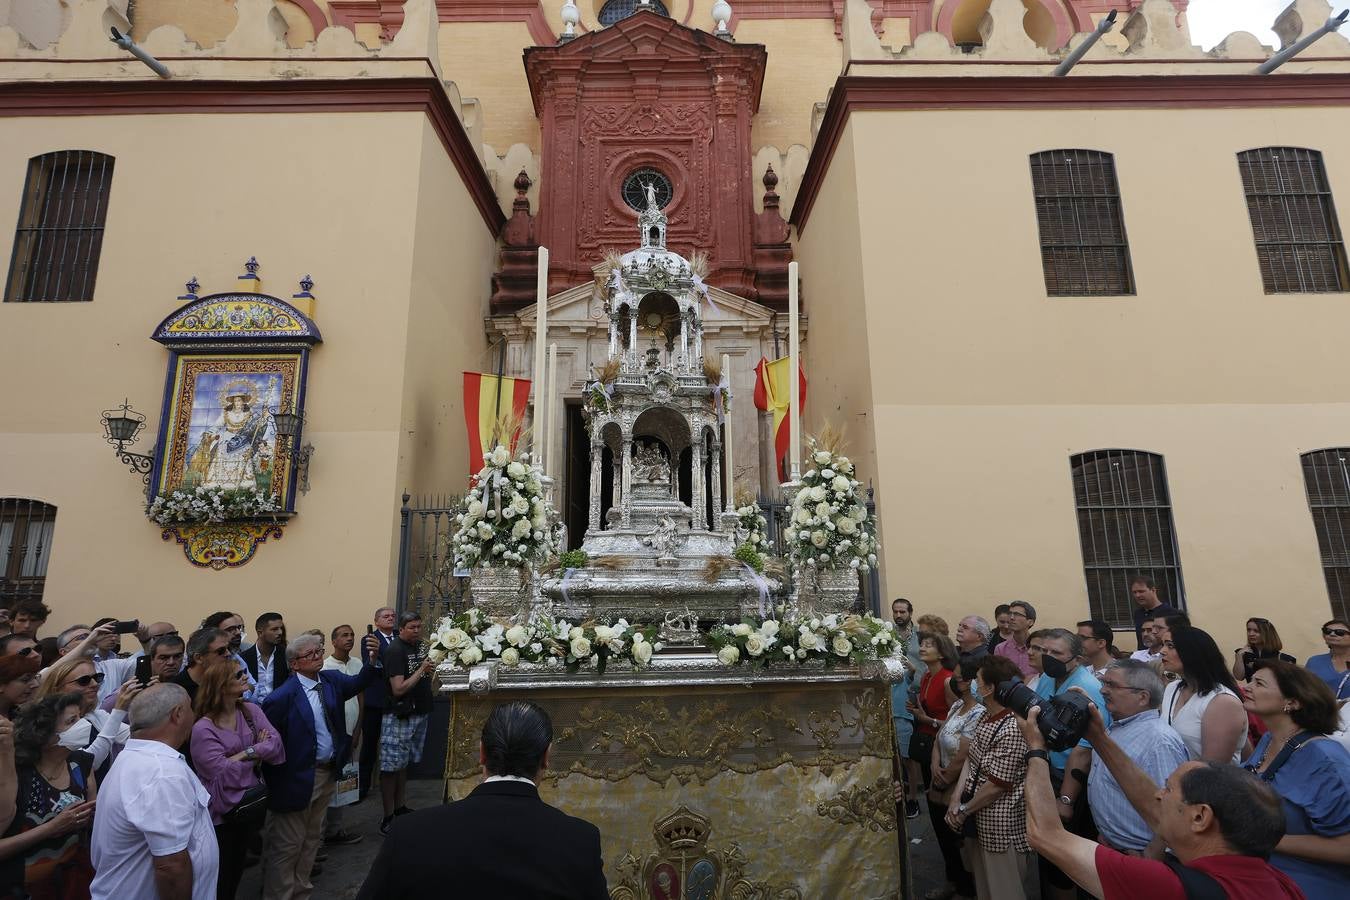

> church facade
[3,0,1350,661]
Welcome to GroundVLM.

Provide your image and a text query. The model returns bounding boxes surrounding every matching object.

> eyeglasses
[221,624,244,634]
[1008,611,1029,619]
[66,672,106,688]
[294,649,323,661]
[233,670,249,682]
[1323,627,1350,638]
[1099,679,1144,692]
[16,646,37,657]
[212,646,232,657]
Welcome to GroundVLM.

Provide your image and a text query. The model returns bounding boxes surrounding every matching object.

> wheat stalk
[596,358,620,385]
[702,555,736,583]
[689,250,710,279]
[810,421,847,456]
[703,356,722,385]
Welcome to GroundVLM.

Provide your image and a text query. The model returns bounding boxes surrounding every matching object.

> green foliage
[733,542,764,573]
[559,549,588,570]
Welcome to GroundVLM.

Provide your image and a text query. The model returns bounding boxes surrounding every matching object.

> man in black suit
[356,701,608,900]
[358,606,397,800]
[243,611,290,702]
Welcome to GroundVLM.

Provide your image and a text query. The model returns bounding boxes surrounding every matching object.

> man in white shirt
[1129,614,1164,664]
[91,682,219,900]
[321,624,365,846]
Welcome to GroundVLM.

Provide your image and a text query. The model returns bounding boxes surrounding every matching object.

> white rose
[849,505,866,522]
[745,634,766,657]
[570,636,592,658]
[832,475,850,493]
[837,517,857,535]
[798,631,820,651]
[822,468,835,479]
[815,501,831,519]
[441,628,470,650]
[511,495,530,515]
[593,625,614,643]
[505,625,530,647]
[794,507,811,525]
[568,626,584,641]
[458,645,483,665]
[717,645,741,665]
[466,500,484,519]
[632,640,653,665]
[427,646,447,664]
[500,647,521,666]
[732,623,753,637]
[511,518,532,540]
[832,635,853,657]
[529,642,543,654]
[507,461,526,479]
[760,620,780,637]
[476,522,494,539]
[490,446,510,466]
[502,506,516,519]
[809,485,827,502]
[811,530,828,548]
[814,450,832,465]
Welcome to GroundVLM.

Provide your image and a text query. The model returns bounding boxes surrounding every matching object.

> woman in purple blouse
[191,660,284,899]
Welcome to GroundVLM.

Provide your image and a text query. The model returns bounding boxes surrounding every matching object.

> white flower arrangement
[707,612,898,668]
[451,446,559,570]
[147,485,279,525]
[783,441,878,573]
[734,501,770,551]
[428,608,663,674]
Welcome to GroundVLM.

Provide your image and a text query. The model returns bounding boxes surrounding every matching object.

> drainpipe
[1259,10,1350,74]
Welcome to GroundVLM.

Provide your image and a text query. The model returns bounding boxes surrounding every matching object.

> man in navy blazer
[356,701,608,900]
[260,631,379,900]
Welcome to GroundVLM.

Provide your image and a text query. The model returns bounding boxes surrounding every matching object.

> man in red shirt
[1020,701,1303,900]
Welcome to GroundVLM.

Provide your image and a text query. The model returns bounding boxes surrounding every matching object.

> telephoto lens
[994,678,1092,752]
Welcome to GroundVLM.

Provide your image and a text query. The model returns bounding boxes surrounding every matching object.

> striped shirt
[1087,709,1190,852]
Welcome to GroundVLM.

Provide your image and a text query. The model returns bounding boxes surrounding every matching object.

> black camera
[995,678,1091,752]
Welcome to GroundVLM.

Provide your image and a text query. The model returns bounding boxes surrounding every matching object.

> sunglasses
[67,672,106,688]
[1324,627,1350,638]
[212,646,232,657]
[16,646,37,657]
[233,670,249,682]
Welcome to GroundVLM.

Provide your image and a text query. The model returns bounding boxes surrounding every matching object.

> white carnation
[593,625,614,643]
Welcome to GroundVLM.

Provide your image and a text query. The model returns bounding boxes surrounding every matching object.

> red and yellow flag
[753,356,807,481]
[462,372,531,475]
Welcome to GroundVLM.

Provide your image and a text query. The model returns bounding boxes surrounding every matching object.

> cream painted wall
[437,21,541,152]
[796,104,1350,658]
[0,109,491,637]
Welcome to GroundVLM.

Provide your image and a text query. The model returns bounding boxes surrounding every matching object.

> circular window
[622,169,672,212]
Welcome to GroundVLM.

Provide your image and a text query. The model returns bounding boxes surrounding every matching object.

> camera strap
[1249,731,1324,783]
[1161,854,1226,900]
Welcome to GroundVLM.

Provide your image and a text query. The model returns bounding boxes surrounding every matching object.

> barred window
[1070,450,1185,629]
[0,499,57,605]
[5,150,114,303]
[1238,148,1348,294]
[1030,150,1134,296]
[598,0,669,25]
[1300,449,1350,622]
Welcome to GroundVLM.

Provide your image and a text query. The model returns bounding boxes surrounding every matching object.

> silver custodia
[467,660,499,694]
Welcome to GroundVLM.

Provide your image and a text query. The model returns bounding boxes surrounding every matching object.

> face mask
[1041,654,1069,681]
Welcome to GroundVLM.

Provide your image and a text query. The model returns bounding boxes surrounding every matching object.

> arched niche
[636,291,681,351]
[941,0,1071,51]
[632,406,691,457]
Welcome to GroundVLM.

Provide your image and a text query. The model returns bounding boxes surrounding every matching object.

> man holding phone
[99,635,186,711]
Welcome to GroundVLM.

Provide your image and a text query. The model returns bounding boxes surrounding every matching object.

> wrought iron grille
[1300,449,1350,622]
[1238,148,1349,294]
[0,499,57,605]
[1070,451,1185,629]
[1030,150,1135,296]
[396,493,470,625]
[5,151,115,303]
[598,0,669,25]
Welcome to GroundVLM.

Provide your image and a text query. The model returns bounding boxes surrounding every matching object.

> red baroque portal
[525,12,767,299]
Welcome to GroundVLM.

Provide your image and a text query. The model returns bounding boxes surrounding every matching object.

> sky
[1187,0,1350,49]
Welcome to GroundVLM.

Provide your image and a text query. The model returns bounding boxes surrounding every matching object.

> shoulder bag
[222,705,270,826]
[957,716,1013,838]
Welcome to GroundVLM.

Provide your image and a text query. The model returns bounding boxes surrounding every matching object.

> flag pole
[788,261,801,482]
[546,343,558,481]
[533,246,549,460]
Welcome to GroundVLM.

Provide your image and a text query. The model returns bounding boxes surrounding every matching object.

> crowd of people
[890,578,1350,900]
[0,598,437,900]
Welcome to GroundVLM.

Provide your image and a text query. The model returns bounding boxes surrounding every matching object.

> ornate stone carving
[160,521,284,570]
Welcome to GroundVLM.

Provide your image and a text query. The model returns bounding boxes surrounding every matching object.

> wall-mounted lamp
[272,409,315,495]
[101,401,154,486]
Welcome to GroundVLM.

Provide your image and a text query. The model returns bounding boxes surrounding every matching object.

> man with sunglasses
[0,633,38,657]
[203,611,257,697]
[173,627,232,706]
[1075,660,1190,855]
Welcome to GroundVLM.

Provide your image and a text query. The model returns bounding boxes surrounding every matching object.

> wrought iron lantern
[271,409,315,495]
[100,400,154,486]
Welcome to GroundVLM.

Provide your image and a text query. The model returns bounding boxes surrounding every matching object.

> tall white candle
[546,343,558,480]
[788,261,801,481]
[533,247,549,457]
[721,352,733,509]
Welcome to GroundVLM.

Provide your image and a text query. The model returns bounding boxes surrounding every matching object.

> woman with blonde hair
[192,660,284,899]
[1233,618,1296,683]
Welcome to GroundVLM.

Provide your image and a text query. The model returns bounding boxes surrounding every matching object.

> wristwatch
[245,746,257,761]
[957,803,969,817]
[1024,749,1050,763]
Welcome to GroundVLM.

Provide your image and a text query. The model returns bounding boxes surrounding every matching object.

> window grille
[1238,148,1349,294]
[598,0,669,25]
[1300,449,1350,622]
[1070,450,1185,629]
[0,499,57,605]
[1030,150,1134,296]
[4,150,114,303]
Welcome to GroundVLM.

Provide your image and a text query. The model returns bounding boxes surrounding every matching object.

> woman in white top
[1160,625,1248,763]
[926,658,985,900]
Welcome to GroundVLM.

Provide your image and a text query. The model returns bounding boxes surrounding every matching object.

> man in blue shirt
[1032,627,1112,900]
[1083,660,1189,853]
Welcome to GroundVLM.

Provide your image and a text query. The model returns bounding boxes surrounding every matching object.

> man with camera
[1019,700,1303,899]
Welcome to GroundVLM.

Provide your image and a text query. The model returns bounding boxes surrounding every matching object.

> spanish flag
[753,356,806,482]
[462,372,531,476]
